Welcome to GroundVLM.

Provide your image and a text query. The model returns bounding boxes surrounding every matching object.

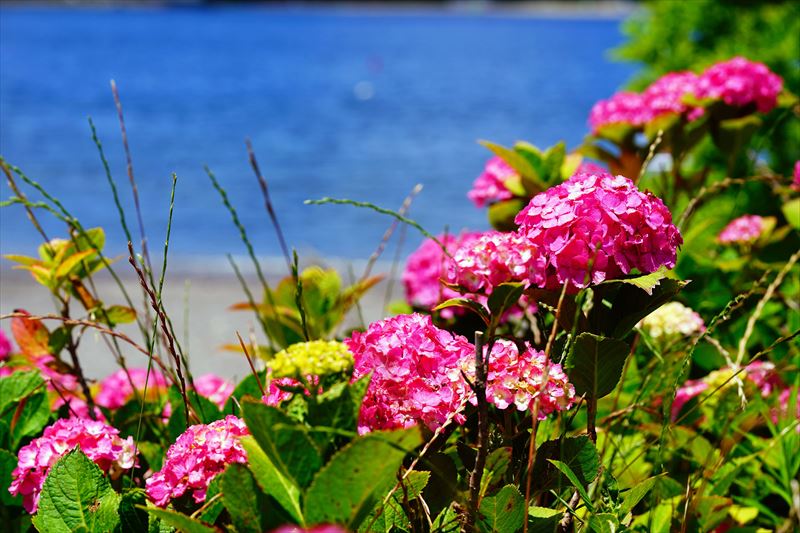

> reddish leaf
[10,310,51,357]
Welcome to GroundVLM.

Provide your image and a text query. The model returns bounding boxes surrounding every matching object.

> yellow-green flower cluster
[268,340,354,379]
[638,302,705,340]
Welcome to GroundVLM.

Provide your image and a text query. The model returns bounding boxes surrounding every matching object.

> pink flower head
[671,379,709,421]
[468,156,517,208]
[95,367,169,410]
[145,415,249,507]
[262,376,303,406]
[576,161,607,176]
[515,171,682,291]
[446,231,546,293]
[0,329,11,360]
[589,91,650,133]
[9,417,136,513]
[193,374,234,409]
[403,231,484,316]
[643,71,703,120]
[697,57,783,113]
[346,313,473,434]
[718,215,765,244]
[464,339,575,417]
[744,361,784,398]
[792,161,800,190]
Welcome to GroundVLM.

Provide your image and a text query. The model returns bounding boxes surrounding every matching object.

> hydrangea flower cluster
[696,56,783,113]
[9,417,137,513]
[463,339,575,417]
[515,171,682,290]
[262,376,302,406]
[95,367,169,410]
[589,57,782,133]
[193,374,234,409]
[467,156,517,208]
[268,340,354,379]
[793,160,800,190]
[446,231,546,293]
[145,415,249,507]
[346,313,473,433]
[403,231,483,315]
[0,329,11,360]
[638,302,706,341]
[718,215,765,244]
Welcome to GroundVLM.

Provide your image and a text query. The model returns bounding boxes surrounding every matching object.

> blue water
[0,6,634,264]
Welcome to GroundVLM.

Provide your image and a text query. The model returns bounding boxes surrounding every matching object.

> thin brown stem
[467,331,488,531]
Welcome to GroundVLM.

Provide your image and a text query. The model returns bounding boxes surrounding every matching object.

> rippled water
[0,6,634,264]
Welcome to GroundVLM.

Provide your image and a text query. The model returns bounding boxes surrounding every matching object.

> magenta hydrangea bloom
[403,231,483,315]
[262,376,304,406]
[515,171,682,290]
[792,161,800,190]
[145,415,249,507]
[589,91,650,133]
[9,417,136,513]
[696,57,783,113]
[642,71,703,120]
[193,374,234,409]
[446,231,546,293]
[346,313,473,434]
[464,339,575,417]
[718,215,765,244]
[468,156,517,208]
[576,161,607,175]
[0,329,11,360]
[671,379,709,421]
[95,367,169,410]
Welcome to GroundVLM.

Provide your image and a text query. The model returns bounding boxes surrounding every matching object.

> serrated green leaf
[527,507,561,533]
[304,427,422,529]
[361,470,430,532]
[11,391,52,448]
[142,507,216,533]
[531,436,599,494]
[619,475,660,517]
[566,333,630,400]
[0,370,45,415]
[477,484,525,533]
[31,448,121,533]
[221,463,264,533]
[118,489,149,533]
[548,460,592,507]
[588,512,620,533]
[480,140,536,180]
[239,436,303,525]
[600,266,669,295]
[0,449,22,507]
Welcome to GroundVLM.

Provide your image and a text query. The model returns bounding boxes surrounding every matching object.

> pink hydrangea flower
[468,156,517,208]
[515,171,682,291]
[95,367,169,409]
[589,91,650,133]
[346,313,474,434]
[464,339,575,417]
[262,376,304,405]
[403,231,484,316]
[696,57,783,113]
[642,71,703,120]
[9,417,136,513]
[671,379,709,421]
[576,162,607,175]
[145,415,249,507]
[193,374,234,409]
[718,215,765,244]
[0,329,11,360]
[54,396,106,421]
[792,160,800,190]
[446,231,546,293]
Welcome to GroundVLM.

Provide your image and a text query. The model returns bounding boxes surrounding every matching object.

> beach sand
[0,263,402,382]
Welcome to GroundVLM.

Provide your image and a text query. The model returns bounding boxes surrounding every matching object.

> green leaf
[479,140,536,180]
[599,266,670,295]
[11,392,52,448]
[304,427,422,529]
[531,436,600,494]
[0,449,22,507]
[434,298,490,326]
[55,249,96,279]
[197,476,224,525]
[31,448,121,533]
[239,436,303,525]
[361,470,430,532]
[142,508,216,533]
[487,199,527,232]
[0,370,45,415]
[241,400,322,488]
[619,475,660,516]
[118,489,149,533]
[588,513,621,533]
[487,282,526,321]
[548,460,591,507]
[73,227,106,254]
[527,507,562,533]
[595,279,687,338]
[566,333,630,400]
[782,198,800,230]
[100,305,137,325]
[477,484,525,533]
[221,463,265,533]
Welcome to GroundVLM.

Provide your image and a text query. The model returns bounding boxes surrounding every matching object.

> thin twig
[467,331,489,530]
[236,331,266,398]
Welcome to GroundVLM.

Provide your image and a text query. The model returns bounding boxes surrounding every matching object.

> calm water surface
[0,6,634,264]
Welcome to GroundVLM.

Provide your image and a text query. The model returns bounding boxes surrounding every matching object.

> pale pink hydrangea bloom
[193,374,234,409]
[446,231,546,293]
[515,171,682,291]
[638,302,706,340]
[696,57,783,113]
[95,367,169,409]
[464,339,575,417]
[271,526,348,533]
[403,232,484,316]
[9,417,136,513]
[0,329,11,360]
[589,91,650,133]
[262,376,305,405]
[575,161,607,175]
[642,71,703,120]
[718,215,765,244]
[346,313,474,434]
[145,415,249,507]
[468,156,517,208]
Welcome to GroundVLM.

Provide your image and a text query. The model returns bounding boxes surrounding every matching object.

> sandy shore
[0,263,403,381]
